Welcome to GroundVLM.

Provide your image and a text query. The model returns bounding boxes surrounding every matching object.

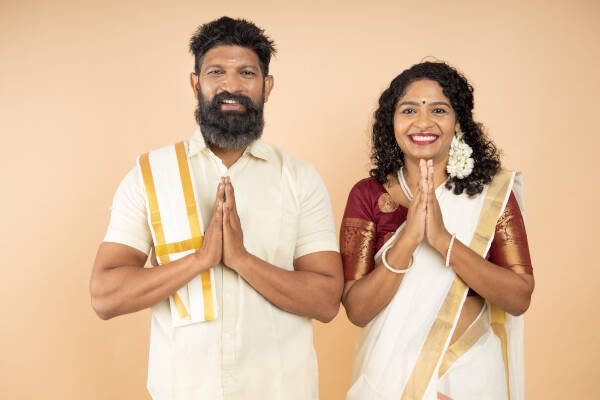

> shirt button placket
[222,268,236,397]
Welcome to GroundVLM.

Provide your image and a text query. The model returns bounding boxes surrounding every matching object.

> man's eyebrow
[203,64,223,70]
[203,64,259,70]
[239,64,259,70]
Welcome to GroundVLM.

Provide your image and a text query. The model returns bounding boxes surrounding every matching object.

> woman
[341,62,534,400]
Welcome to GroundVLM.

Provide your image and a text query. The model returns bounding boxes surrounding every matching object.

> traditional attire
[341,170,532,400]
[104,129,339,400]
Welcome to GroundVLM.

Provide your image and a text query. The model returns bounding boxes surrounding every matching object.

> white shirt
[104,130,339,399]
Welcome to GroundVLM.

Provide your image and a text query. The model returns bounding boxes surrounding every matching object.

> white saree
[347,169,525,400]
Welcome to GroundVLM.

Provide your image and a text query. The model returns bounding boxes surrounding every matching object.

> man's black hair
[189,16,276,77]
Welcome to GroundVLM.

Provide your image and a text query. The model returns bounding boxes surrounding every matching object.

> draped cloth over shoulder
[138,141,218,328]
[347,170,525,400]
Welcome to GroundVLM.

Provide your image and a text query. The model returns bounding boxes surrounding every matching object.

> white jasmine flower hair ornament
[446,130,474,179]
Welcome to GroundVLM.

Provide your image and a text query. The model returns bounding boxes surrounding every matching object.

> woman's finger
[428,163,434,193]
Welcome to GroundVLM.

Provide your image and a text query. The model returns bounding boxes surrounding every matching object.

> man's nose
[219,73,243,94]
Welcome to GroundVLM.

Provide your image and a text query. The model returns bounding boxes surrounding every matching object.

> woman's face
[393,79,459,165]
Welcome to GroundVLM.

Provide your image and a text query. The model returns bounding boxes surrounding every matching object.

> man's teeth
[222,99,239,104]
[411,135,438,142]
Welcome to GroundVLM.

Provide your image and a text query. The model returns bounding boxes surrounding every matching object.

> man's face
[191,45,274,149]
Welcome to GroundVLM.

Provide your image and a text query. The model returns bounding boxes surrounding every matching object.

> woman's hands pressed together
[423,160,452,257]
[389,159,452,264]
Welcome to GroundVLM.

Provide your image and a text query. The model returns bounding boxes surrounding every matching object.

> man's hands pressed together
[195,179,224,268]
[221,177,250,270]
[195,175,251,271]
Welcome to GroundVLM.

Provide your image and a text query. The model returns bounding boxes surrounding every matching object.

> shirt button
[225,292,231,299]
[225,333,231,339]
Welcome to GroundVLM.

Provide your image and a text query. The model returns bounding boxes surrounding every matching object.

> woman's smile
[408,133,440,145]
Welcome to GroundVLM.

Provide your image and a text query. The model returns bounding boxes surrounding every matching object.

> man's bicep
[293,251,343,279]
[94,242,148,272]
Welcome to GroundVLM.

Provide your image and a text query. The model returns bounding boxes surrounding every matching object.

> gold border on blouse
[340,217,376,281]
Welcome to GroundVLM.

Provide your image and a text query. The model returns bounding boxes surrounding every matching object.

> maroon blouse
[340,178,533,296]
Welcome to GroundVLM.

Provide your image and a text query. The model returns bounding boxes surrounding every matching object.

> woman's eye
[432,108,447,114]
[401,108,416,114]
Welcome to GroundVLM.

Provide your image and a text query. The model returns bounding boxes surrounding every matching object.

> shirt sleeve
[293,165,339,259]
[340,180,377,282]
[488,191,533,275]
[103,166,153,255]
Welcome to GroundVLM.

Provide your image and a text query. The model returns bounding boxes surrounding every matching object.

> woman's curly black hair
[369,62,501,196]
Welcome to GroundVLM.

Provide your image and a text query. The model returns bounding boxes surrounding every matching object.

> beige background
[1,0,598,398]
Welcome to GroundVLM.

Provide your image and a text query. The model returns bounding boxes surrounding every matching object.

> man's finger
[216,181,225,203]
[223,204,232,231]
[214,201,223,225]
[226,180,237,206]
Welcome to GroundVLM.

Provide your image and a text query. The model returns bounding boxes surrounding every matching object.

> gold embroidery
[490,194,532,273]
[340,217,376,281]
[495,200,527,247]
[377,193,399,213]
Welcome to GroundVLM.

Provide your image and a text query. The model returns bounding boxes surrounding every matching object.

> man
[90,17,343,400]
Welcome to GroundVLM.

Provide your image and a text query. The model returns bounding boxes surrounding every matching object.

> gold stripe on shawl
[438,305,491,377]
[175,141,215,321]
[139,152,189,319]
[400,169,514,399]
[155,236,204,257]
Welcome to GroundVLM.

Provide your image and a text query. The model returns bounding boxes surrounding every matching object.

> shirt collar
[188,127,271,162]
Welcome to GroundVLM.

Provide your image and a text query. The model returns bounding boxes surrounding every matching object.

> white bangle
[445,234,456,268]
[382,246,413,274]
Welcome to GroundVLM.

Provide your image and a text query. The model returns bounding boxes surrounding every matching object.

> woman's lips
[408,134,439,145]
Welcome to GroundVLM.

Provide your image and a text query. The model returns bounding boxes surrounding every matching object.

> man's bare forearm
[230,251,343,323]
[90,242,212,320]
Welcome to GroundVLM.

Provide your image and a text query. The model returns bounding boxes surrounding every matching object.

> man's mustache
[207,91,258,113]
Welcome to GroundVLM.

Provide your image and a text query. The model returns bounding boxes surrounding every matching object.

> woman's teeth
[411,135,438,142]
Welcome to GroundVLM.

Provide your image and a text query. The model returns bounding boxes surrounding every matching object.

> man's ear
[263,75,274,103]
[190,72,199,100]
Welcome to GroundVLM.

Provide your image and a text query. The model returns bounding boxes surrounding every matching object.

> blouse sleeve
[340,180,377,282]
[488,191,533,275]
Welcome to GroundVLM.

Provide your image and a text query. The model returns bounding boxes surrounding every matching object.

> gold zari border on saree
[438,305,490,377]
[400,169,513,400]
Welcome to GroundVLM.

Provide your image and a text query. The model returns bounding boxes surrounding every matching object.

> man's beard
[195,88,265,150]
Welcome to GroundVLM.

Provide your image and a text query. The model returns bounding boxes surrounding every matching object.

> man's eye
[241,71,256,76]
[207,70,223,75]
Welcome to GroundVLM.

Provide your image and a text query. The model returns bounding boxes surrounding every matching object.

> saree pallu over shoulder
[138,141,218,331]
[347,169,524,400]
